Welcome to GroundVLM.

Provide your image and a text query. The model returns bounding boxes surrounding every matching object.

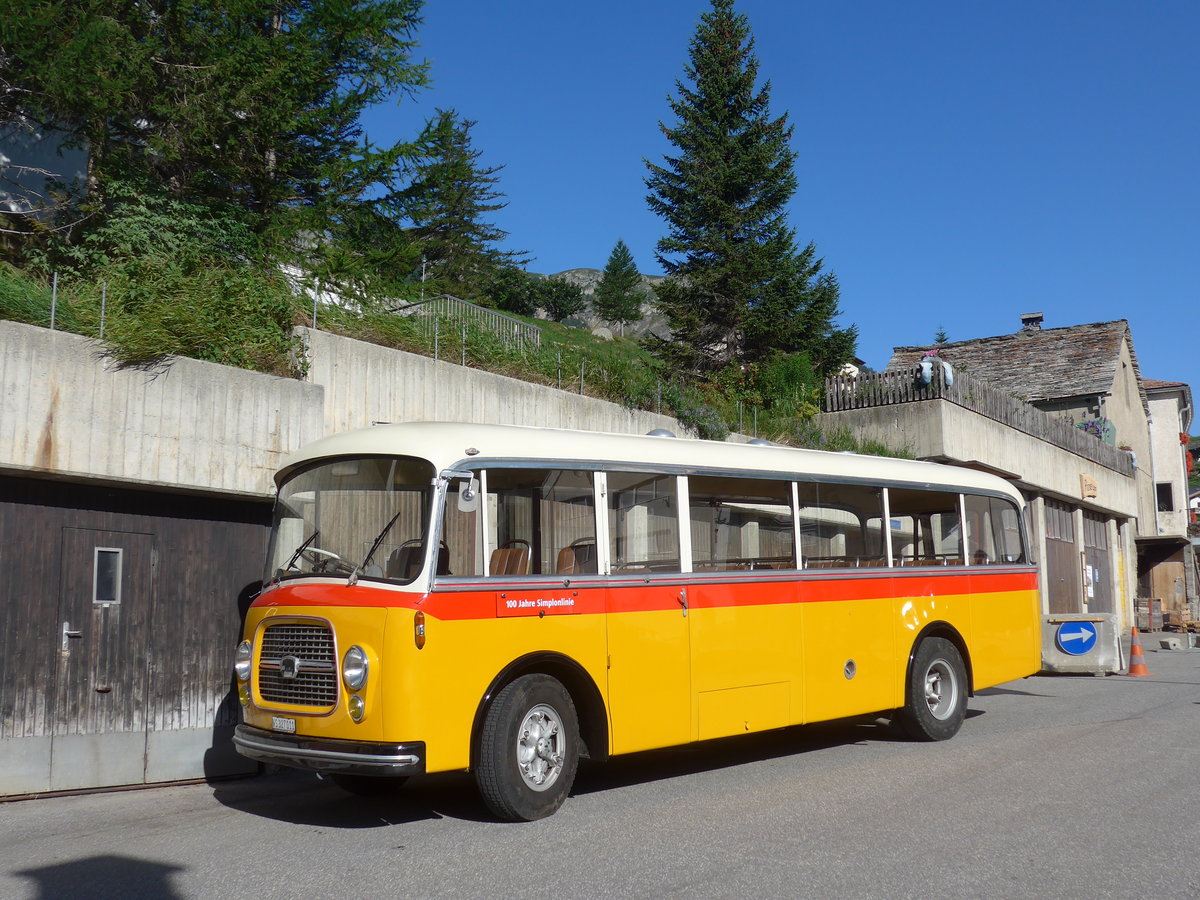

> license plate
[271,716,296,734]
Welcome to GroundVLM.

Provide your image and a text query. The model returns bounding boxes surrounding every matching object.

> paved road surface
[2,646,1198,899]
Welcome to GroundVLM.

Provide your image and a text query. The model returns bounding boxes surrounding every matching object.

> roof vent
[1019,312,1044,331]
[646,428,676,438]
[747,438,775,446]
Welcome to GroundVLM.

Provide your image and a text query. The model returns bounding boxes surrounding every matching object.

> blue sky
[362,0,1198,381]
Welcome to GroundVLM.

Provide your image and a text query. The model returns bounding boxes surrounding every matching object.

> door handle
[677,589,688,618]
[61,621,83,652]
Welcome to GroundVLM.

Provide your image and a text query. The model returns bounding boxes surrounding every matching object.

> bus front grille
[257,623,338,709]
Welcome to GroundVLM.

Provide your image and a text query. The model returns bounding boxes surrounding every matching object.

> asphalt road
[2,646,1198,900]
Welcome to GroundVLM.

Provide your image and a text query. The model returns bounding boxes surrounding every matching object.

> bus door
[604,472,692,753]
[796,482,897,722]
[685,475,798,739]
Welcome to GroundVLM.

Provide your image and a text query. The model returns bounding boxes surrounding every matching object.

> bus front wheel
[897,637,967,741]
[475,674,580,821]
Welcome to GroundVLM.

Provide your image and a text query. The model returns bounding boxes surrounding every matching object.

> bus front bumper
[233,724,426,776]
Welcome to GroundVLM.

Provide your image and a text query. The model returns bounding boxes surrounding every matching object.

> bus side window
[885,486,964,566]
[687,474,794,570]
[796,481,884,568]
[607,472,680,573]
[442,475,483,577]
[480,468,597,577]
[965,495,1026,565]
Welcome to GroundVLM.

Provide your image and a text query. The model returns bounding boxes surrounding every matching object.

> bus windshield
[264,456,436,585]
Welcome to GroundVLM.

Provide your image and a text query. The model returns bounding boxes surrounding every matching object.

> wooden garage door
[1082,512,1113,614]
[1044,500,1082,614]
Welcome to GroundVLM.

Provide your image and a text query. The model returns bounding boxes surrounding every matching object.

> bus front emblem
[279,656,301,680]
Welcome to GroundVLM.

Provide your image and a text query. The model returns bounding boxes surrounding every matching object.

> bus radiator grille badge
[844,660,856,680]
[279,655,302,680]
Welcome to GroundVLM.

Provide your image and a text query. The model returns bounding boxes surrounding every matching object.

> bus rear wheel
[475,674,579,821]
[897,637,967,741]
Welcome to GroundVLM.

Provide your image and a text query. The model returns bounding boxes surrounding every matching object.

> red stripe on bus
[254,570,1037,620]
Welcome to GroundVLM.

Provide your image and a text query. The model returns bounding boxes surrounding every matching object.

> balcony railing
[823,366,1134,475]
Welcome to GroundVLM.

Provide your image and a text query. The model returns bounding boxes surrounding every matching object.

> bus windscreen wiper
[283,530,319,572]
[347,512,403,585]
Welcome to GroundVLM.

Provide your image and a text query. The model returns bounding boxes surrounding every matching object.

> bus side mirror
[457,477,480,513]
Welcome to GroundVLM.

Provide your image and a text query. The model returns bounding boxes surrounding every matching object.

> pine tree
[394,109,524,302]
[1,0,427,235]
[645,0,855,376]
[593,239,644,334]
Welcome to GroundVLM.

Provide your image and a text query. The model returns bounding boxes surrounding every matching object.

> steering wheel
[302,547,354,574]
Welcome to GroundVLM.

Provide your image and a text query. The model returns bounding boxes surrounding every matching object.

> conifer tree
[645,0,855,376]
[394,109,524,301]
[1,0,427,238]
[593,239,644,334]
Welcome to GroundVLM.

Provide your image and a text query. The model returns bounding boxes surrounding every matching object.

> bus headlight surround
[234,640,253,683]
[342,645,369,692]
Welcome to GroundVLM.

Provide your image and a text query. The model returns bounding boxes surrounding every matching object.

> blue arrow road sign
[1056,621,1098,656]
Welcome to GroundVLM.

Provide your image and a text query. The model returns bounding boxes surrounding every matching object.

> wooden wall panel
[0,475,269,742]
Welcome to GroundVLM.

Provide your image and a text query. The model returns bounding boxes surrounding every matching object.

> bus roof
[276,421,1024,503]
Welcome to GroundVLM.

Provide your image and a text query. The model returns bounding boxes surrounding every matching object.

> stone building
[819,314,1194,666]
[1141,379,1196,625]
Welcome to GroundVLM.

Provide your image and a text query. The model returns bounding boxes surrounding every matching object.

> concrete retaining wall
[300,327,683,438]
[0,321,686,498]
[0,320,324,496]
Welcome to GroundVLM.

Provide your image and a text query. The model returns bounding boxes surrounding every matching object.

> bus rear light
[414,611,426,649]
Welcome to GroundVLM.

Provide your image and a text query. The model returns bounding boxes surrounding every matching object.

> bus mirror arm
[456,475,480,513]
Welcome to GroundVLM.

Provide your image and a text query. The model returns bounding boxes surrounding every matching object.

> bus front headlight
[234,640,253,683]
[342,645,369,692]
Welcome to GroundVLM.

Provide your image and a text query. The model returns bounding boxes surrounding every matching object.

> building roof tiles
[886,319,1146,407]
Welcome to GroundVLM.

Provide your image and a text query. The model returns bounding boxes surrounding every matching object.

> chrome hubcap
[517,703,564,791]
[924,659,958,720]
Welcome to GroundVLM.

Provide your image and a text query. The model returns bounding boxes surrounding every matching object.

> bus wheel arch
[471,652,610,773]
[897,625,971,742]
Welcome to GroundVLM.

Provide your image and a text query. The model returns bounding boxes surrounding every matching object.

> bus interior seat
[387,545,423,580]
[386,542,451,579]
[490,547,530,575]
[555,539,597,575]
[899,557,939,567]
[805,558,839,569]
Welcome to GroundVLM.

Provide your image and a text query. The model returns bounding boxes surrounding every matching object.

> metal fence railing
[823,366,1135,475]
[392,293,541,351]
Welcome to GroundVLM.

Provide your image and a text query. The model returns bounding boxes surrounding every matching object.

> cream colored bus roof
[276,421,1023,503]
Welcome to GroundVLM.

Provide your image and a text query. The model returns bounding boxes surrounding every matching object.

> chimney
[1019,312,1044,332]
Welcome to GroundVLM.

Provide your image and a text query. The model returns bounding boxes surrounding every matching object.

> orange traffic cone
[1126,627,1151,677]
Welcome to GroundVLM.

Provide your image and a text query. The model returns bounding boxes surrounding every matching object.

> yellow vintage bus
[233,422,1040,820]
